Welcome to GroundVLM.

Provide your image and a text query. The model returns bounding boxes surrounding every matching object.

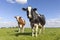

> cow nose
[28,15,32,18]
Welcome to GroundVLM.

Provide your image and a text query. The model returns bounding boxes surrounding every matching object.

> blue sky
[0,0,60,28]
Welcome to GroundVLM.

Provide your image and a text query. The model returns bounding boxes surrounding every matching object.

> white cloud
[0,21,18,28]
[0,17,18,28]
[6,0,27,4]
[6,0,15,3]
[1,17,60,28]
[0,18,60,28]
[16,0,27,4]
[0,17,3,20]
[45,18,60,27]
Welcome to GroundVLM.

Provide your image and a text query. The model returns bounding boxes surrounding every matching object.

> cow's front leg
[34,24,38,37]
[20,25,23,32]
[22,26,24,33]
[18,25,20,32]
[32,27,35,37]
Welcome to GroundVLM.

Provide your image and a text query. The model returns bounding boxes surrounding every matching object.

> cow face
[14,16,21,21]
[22,6,37,19]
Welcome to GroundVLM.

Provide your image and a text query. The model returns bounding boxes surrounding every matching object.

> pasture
[0,28,60,40]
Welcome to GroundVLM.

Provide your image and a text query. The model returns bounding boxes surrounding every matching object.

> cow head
[22,6,37,19]
[14,16,21,21]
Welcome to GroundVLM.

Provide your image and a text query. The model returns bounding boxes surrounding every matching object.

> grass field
[0,28,60,40]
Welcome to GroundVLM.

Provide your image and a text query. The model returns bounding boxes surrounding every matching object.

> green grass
[0,28,60,40]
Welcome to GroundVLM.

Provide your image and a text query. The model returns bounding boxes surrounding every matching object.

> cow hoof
[32,34,34,37]
[22,31,24,33]
[18,31,20,33]
[35,34,37,37]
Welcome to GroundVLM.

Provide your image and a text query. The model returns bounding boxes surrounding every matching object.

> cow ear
[20,17,21,18]
[22,8,27,11]
[14,16,16,18]
[33,8,37,11]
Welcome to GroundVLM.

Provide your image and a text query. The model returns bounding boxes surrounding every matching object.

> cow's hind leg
[38,28,42,34]
[38,23,42,34]
[41,26,45,34]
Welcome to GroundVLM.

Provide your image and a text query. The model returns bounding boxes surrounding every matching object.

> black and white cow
[22,6,46,37]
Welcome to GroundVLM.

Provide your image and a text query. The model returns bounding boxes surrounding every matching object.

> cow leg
[32,27,35,37]
[34,24,38,37]
[18,28,20,32]
[39,28,42,34]
[20,25,22,32]
[38,23,42,34]
[41,26,45,34]
[18,25,20,32]
[35,25,38,37]
[22,26,24,33]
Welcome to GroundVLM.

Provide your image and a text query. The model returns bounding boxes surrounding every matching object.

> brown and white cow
[14,16,25,33]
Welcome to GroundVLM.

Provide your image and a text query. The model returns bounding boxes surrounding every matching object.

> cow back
[18,18,25,25]
[38,14,46,25]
